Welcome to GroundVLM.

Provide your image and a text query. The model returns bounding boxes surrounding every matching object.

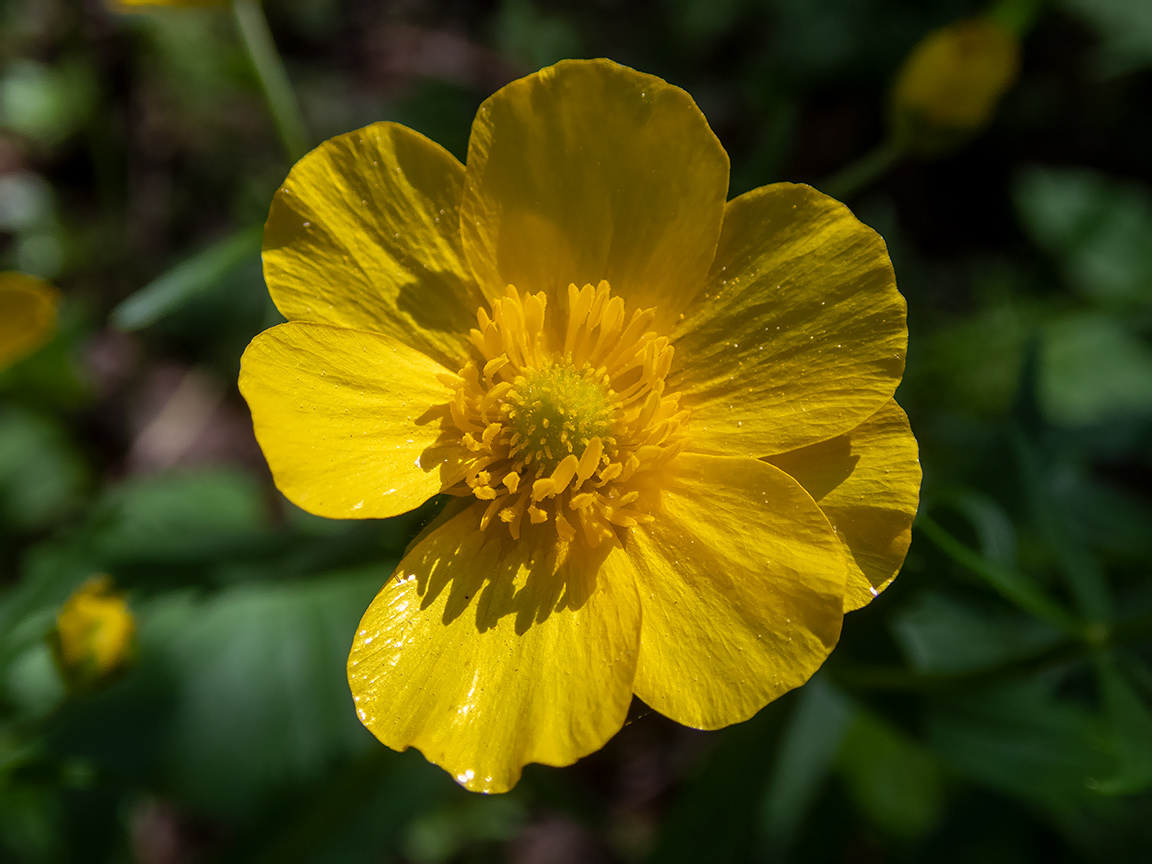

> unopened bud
[110,0,229,9]
[0,272,59,370]
[53,576,136,691]
[891,20,1021,155]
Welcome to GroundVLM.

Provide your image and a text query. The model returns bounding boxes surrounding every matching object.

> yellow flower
[110,0,227,8]
[240,59,920,793]
[53,576,136,690]
[891,19,1021,154]
[0,272,59,370]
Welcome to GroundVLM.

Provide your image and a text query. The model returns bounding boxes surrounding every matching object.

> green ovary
[506,363,617,475]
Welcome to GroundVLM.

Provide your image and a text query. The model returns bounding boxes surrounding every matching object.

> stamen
[442,281,687,545]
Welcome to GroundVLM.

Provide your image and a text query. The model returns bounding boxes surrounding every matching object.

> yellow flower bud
[891,19,1021,155]
[108,0,229,9]
[0,272,59,370]
[53,576,136,691]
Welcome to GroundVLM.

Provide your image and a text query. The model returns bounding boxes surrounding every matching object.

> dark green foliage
[2,0,1151,861]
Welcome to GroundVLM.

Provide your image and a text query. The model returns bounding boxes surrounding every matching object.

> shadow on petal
[767,434,860,502]
[415,403,471,491]
[405,504,612,636]
[766,400,920,609]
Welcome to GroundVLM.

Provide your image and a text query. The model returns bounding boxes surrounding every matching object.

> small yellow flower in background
[110,0,228,9]
[240,59,920,793]
[0,272,59,370]
[53,576,136,690]
[891,19,1021,154]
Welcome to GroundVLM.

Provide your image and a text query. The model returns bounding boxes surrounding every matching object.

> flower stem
[987,0,1048,35]
[831,610,1152,694]
[232,0,309,163]
[917,514,1082,637]
[820,137,904,201]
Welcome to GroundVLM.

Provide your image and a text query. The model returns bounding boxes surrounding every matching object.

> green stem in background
[830,610,1152,694]
[820,137,904,201]
[986,0,1048,35]
[233,0,309,163]
[917,514,1083,638]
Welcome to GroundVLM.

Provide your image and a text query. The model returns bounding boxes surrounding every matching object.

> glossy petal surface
[348,506,641,793]
[768,400,920,611]
[239,322,464,519]
[671,183,907,457]
[461,59,728,331]
[264,122,484,369]
[629,453,846,729]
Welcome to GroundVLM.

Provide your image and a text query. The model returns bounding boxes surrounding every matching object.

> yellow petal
[348,505,641,793]
[768,400,921,611]
[0,272,59,369]
[264,122,486,370]
[672,183,907,457]
[239,322,465,519]
[628,453,846,730]
[461,59,729,331]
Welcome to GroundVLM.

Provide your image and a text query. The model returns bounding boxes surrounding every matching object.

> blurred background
[2,0,1152,861]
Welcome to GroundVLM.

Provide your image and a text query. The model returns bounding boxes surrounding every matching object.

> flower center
[440,280,688,546]
[506,363,616,476]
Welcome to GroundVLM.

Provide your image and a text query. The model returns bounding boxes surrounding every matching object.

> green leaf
[917,515,1079,635]
[0,541,104,668]
[892,592,1062,675]
[250,748,456,864]
[4,641,65,720]
[648,694,790,862]
[1070,477,1152,565]
[837,712,945,840]
[110,225,262,331]
[403,795,526,863]
[926,300,1031,417]
[927,680,1108,812]
[1014,166,1152,305]
[1010,428,1113,623]
[0,59,95,146]
[156,569,389,818]
[494,0,582,71]
[1095,656,1152,795]
[91,468,271,565]
[759,675,853,854]
[0,408,87,532]
[1060,0,1152,76]
[1040,311,1152,426]
[941,489,1018,568]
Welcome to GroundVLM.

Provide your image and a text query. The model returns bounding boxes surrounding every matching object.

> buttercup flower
[0,272,59,370]
[53,575,136,691]
[240,59,919,793]
[110,0,227,9]
[891,19,1021,154]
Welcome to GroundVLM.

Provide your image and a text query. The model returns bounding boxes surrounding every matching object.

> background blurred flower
[890,19,1021,155]
[0,271,59,369]
[109,0,229,9]
[240,59,918,792]
[52,575,136,691]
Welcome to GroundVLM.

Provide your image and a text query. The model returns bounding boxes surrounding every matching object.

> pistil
[441,281,688,546]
